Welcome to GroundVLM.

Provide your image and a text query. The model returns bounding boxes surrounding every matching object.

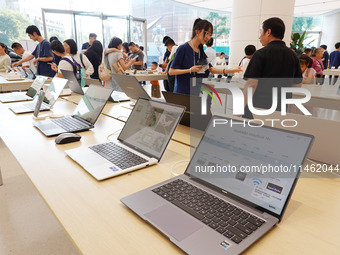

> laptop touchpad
[144,204,203,241]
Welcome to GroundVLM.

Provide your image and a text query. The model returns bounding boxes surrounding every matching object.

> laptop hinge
[72,115,93,126]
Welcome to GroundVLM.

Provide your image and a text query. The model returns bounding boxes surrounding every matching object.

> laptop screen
[43,77,68,106]
[73,85,113,124]
[111,74,150,100]
[118,98,185,160]
[26,75,48,98]
[186,116,313,217]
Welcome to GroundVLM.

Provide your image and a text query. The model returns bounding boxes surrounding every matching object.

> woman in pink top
[311,47,324,84]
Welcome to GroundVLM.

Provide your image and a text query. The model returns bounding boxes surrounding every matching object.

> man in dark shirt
[329,42,340,85]
[82,33,97,50]
[13,25,56,77]
[243,17,302,119]
[128,42,144,70]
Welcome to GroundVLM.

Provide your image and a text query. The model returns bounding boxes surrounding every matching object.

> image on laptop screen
[43,77,67,106]
[74,85,112,124]
[26,76,48,98]
[118,99,184,159]
[186,117,313,216]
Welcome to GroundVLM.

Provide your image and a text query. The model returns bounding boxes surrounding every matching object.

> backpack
[98,51,111,82]
[61,56,85,86]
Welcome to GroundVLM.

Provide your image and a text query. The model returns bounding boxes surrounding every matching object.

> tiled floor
[0,144,80,255]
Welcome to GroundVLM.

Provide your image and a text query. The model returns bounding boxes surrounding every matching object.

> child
[147,62,161,98]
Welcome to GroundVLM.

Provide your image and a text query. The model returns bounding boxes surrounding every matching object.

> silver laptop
[33,85,113,137]
[9,77,68,114]
[61,69,85,95]
[65,98,185,180]
[0,75,48,103]
[111,73,150,100]
[84,77,130,102]
[121,116,314,255]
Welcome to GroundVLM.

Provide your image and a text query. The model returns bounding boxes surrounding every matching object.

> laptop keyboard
[89,142,148,170]
[23,102,48,110]
[52,117,89,132]
[153,179,265,244]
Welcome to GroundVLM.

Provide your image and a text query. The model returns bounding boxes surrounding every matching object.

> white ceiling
[174,0,340,16]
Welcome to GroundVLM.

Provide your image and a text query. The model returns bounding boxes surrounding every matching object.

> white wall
[320,10,340,52]
[229,0,295,68]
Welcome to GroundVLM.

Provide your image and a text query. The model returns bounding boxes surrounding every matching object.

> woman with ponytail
[169,18,241,95]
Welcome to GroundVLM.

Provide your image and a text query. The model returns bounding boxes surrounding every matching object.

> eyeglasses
[204,31,212,38]
[259,28,263,36]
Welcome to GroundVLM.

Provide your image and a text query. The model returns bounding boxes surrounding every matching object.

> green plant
[290,31,315,54]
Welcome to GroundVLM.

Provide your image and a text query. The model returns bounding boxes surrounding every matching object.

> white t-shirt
[215,56,226,66]
[73,52,94,76]
[58,55,75,74]
[205,47,216,65]
[169,45,179,62]
[236,57,250,78]
[22,50,34,70]
[0,54,11,72]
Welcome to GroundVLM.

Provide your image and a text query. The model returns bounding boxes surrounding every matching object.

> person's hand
[48,62,57,72]
[190,65,202,73]
[161,62,167,69]
[12,62,19,68]
[33,59,39,66]
[232,66,242,73]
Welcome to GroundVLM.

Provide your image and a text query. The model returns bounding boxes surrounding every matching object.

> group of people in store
[3,16,340,120]
[294,43,340,85]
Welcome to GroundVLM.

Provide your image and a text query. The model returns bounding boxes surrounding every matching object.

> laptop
[253,111,340,165]
[9,77,68,114]
[61,69,85,95]
[111,73,151,100]
[65,98,185,180]
[162,91,211,130]
[84,77,130,102]
[33,85,113,137]
[121,116,314,255]
[0,75,48,103]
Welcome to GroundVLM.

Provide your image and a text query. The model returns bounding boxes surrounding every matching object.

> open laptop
[84,77,130,102]
[0,75,47,103]
[9,77,68,114]
[33,85,113,137]
[61,69,85,95]
[65,98,185,180]
[253,111,340,165]
[162,91,211,130]
[111,73,151,100]
[121,116,314,255]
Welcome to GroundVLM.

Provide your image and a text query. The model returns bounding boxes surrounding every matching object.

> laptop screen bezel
[117,97,185,161]
[184,115,314,221]
[72,84,113,125]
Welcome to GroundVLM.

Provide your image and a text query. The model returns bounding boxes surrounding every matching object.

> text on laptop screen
[118,99,184,159]
[73,85,111,124]
[43,77,67,105]
[186,117,313,216]
[26,76,47,97]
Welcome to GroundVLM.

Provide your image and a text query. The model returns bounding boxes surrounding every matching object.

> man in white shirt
[237,45,256,78]
[11,42,34,70]
[204,38,216,65]
[215,52,227,66]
